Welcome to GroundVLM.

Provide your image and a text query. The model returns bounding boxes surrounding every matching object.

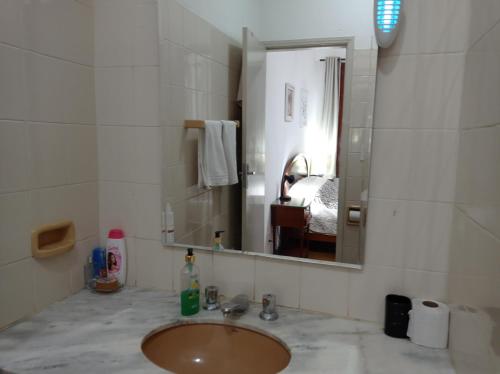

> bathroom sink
[141,321,291,374]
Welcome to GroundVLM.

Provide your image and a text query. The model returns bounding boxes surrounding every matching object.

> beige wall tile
[0,258,34,328]
[0,45,26,120]
[348,265,403,323]
[134,183,162,241]
[23,0,94,65]
[0,122,30,192]
[0,0,25,47]
[25,53,95,124]
[0,192,32,266]
[33,252,73,311]
[94,0,134,67]
[136,238,173,290]
[28,123,67,188]
[213,252,255,299]
[95,67,134,125]
[98,181,136,241]
[300,264,349,316]
[255,257,300,308]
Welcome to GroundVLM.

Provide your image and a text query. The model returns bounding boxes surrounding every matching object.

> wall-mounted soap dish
[31,220,75,259]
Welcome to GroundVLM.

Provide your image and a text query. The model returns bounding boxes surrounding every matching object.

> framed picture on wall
[285,83,295,122]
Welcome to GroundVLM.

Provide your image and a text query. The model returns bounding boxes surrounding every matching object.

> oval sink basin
[141,321,291,374]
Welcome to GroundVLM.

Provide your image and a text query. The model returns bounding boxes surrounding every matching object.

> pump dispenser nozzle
[213,231,225,251]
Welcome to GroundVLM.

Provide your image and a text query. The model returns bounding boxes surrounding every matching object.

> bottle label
[181,287,200,316]
[107,246,122,276]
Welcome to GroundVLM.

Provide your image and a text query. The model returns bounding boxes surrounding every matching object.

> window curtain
[314,57,340,178]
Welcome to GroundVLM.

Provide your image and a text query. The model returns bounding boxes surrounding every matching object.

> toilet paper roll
[407,299,449,349]
[348,210,361,222]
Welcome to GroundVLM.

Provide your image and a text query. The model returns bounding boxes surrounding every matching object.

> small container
[259,293,279,321]
[106,229,127,286]
[203,285,219,311]
[384,294,412,338]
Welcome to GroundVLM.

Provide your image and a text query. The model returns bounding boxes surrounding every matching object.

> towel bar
[184,120,240,128]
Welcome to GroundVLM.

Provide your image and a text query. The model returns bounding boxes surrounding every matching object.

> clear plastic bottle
[180,248,200,316]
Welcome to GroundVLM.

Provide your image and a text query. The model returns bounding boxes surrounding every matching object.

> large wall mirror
[159,0,376,266]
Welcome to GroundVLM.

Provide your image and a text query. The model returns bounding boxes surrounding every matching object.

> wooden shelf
[184,120,240,128]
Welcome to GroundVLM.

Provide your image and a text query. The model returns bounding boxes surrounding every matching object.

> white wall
[0,0,97,329]
[94,0,162,290]
[447,2,500,372]
[258,0,374,49]
[175,0,262,42]
[173,0,374,48]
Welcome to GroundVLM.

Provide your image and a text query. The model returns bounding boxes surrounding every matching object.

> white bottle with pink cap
[106,229,126,286]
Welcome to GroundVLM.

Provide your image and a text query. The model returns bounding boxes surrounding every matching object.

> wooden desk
[270,198,310,257]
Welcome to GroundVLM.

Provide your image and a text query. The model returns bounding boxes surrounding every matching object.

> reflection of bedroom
[265,46,347,261]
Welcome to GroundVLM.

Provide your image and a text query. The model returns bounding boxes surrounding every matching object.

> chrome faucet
[221,294,249,318]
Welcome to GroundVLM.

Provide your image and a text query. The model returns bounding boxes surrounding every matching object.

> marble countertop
[0,288,455,374]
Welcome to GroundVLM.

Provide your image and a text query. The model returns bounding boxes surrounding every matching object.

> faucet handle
[259,293,279,321]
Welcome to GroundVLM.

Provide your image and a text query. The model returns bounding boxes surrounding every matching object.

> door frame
[262,37,355,263]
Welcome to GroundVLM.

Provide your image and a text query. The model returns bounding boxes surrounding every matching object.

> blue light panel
[376,0,401,33]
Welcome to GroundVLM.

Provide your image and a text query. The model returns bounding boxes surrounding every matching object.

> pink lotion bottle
[106,229,127,286]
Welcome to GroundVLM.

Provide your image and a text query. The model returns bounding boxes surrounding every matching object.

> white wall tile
[413,53,465,130]
[374,55,416,128]
[165,41,186,87]
[213,252,255,299]
[134,183,162,240]
[25,53,95,124]
[0,192,32,266]
[456,126,500,238]
[449,209,500,280]
[133,0,160,66]
[65,182,99,241]
[95,67,134,125]
[300,264,349,316]
[98,181,136,241]
[370,129,459,202]
[31,183,98,242]
[254,257,300,308]
[97,125,137,182]
[348,265,403,323]
[0,258,34,327]
[125,237,137,286]
[136,238,173,290]
[133,66,160,126]
[159,0,183,44]
[133,126,162,184]
[0,121,30,192]
[32,253,72,311]
[63,125,98,184]
[94,0,134,67]
[23,0,94,65]
[402,269,448,301]
[28,123,67,188]
[0,0,25,47]
[365,198,453,273]
[0,45,26,120]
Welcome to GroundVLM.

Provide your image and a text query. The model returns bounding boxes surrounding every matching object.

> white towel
[198,121,229,188]
[221,121,238,185]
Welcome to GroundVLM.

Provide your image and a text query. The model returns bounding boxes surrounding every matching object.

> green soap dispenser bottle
[180,248,200,316]
[212,230,225,251]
